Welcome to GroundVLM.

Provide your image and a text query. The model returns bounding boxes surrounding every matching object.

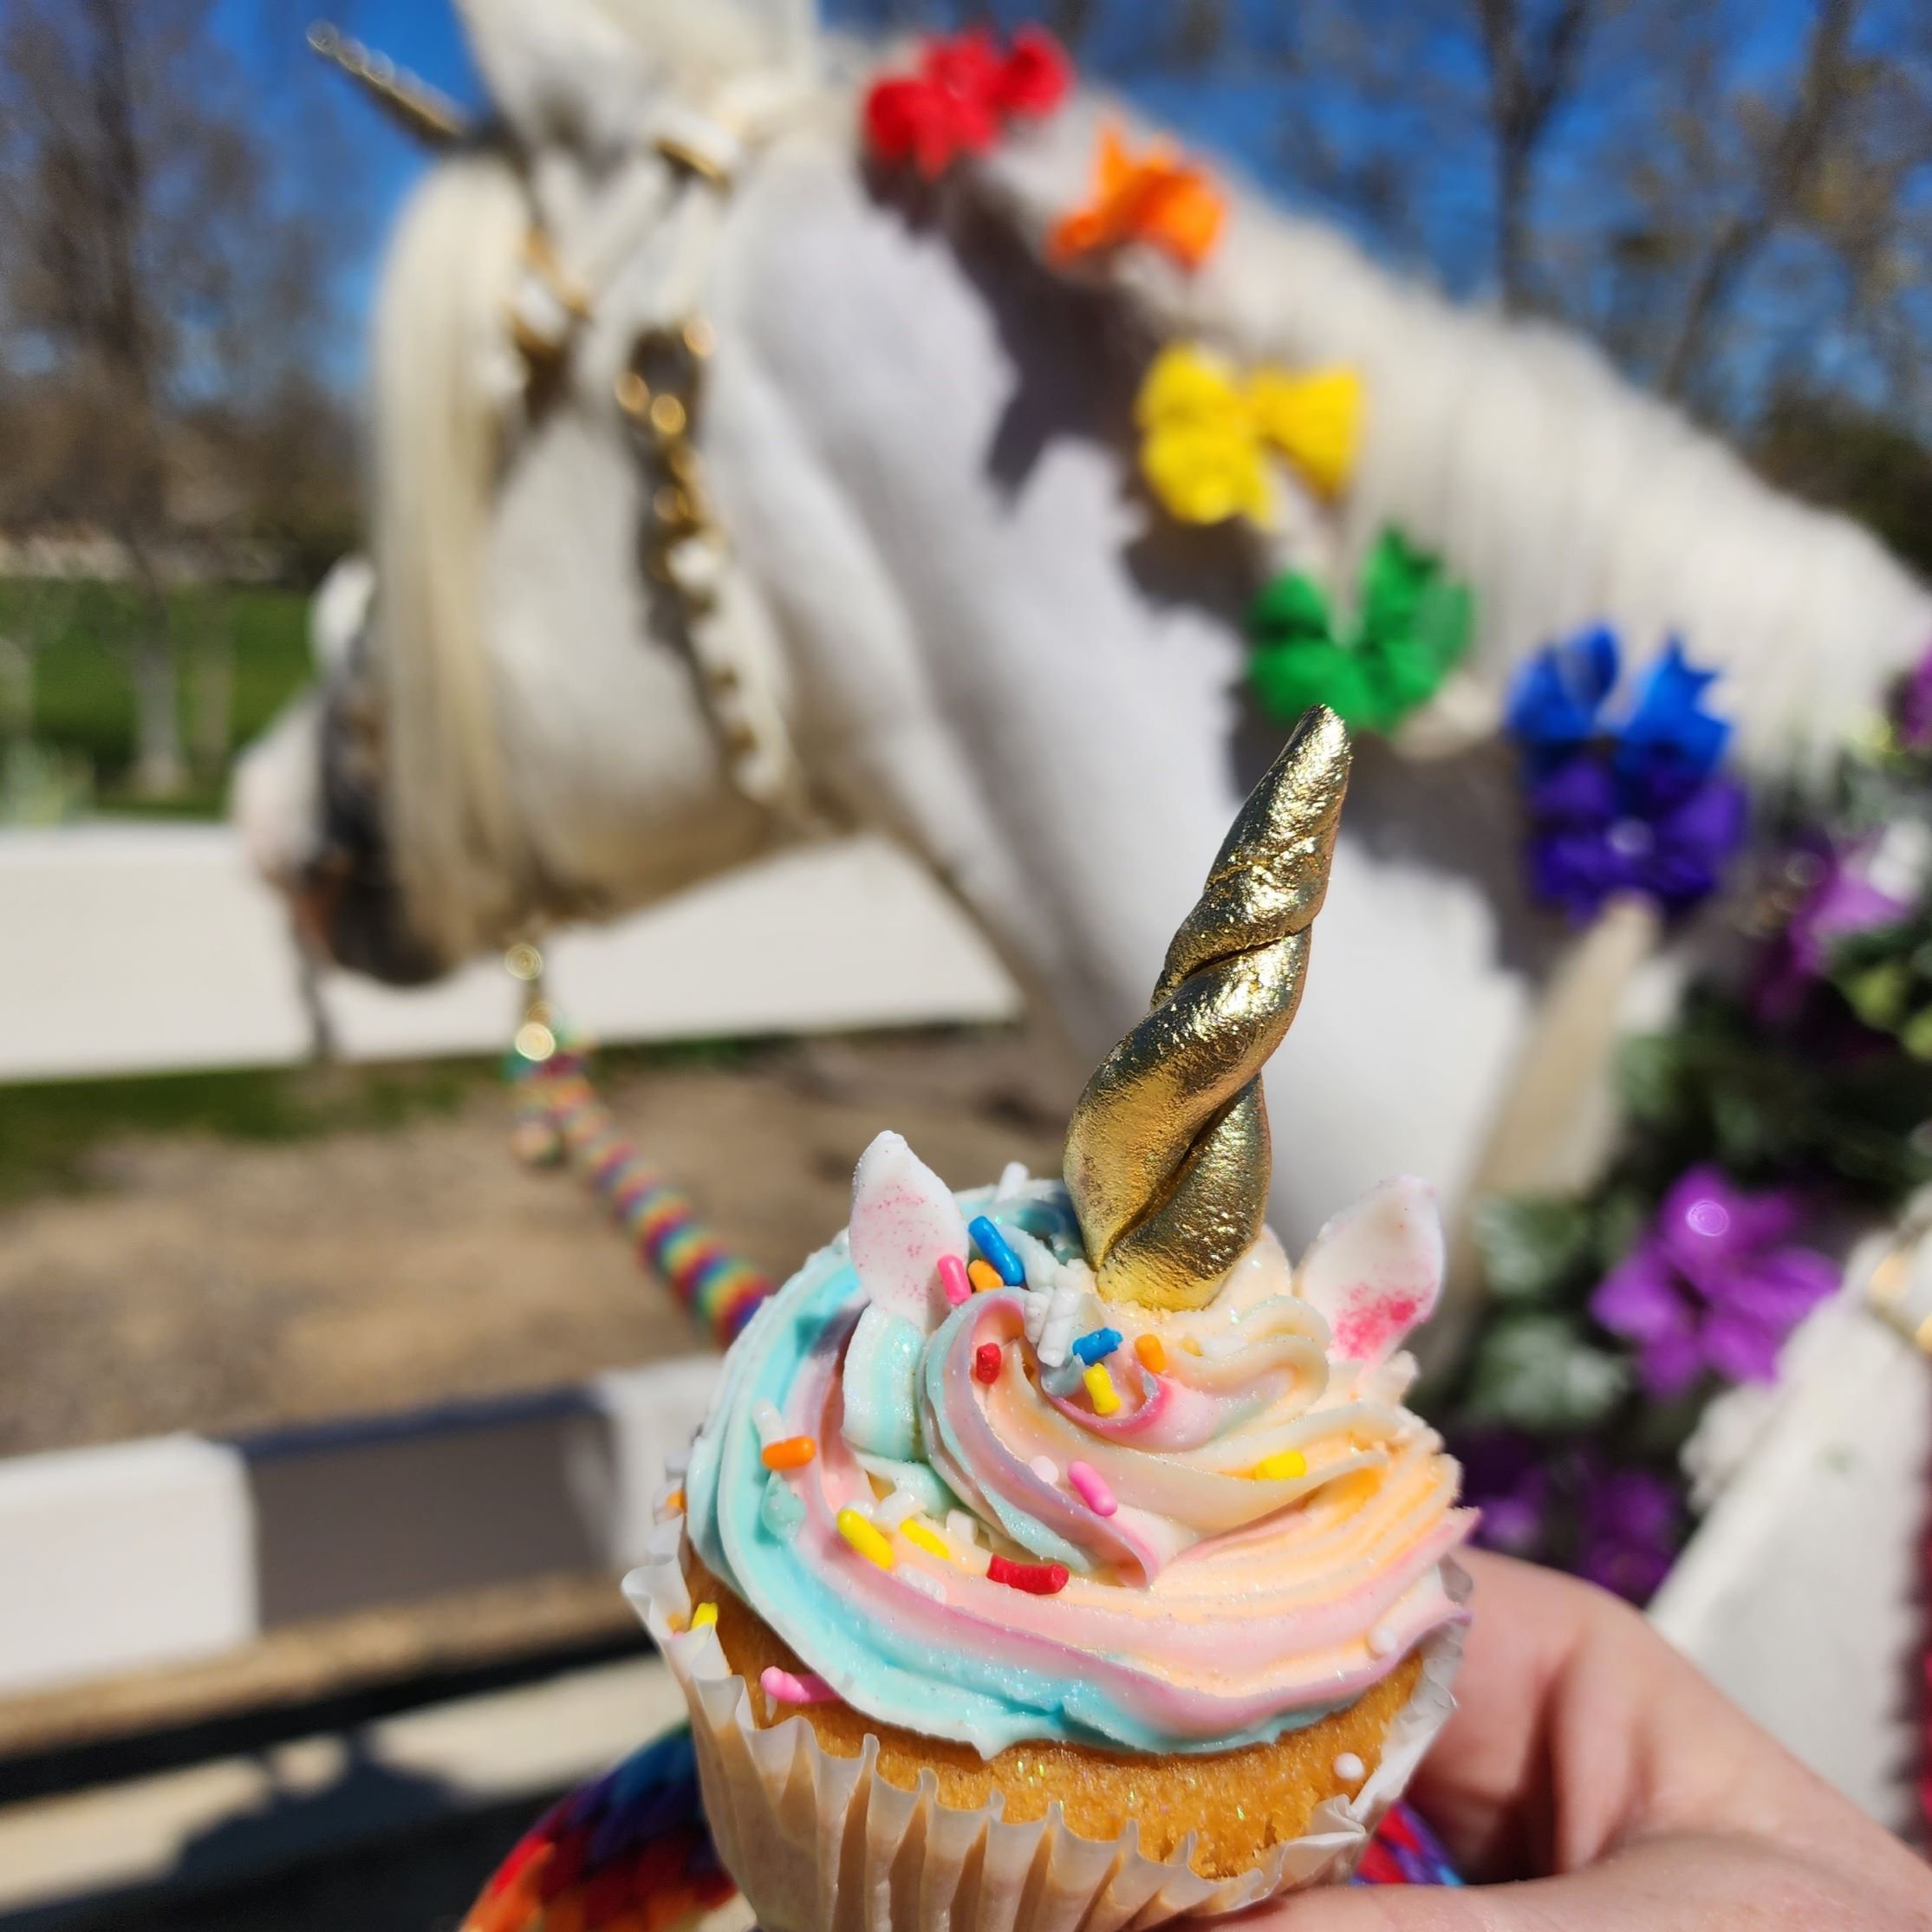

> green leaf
[1461,1313,1630,1433]
[1471,1195,1596,1301]
[1841,958,1911,1031]
[1903,1006,1932,1061]
[1617,1032,1686,1129]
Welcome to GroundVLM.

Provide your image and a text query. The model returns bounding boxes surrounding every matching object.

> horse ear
[455,0,818,156]
[455,0,655,155]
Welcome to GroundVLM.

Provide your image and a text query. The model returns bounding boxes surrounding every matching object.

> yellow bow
[1134,344,1363,527]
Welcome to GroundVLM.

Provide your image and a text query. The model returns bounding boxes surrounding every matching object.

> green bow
[1247,530,1473,736]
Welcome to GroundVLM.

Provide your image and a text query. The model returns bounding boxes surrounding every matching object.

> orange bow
[1048,123,1226,272]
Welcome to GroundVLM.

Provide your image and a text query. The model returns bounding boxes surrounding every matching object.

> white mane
[978,96,1928,771]
[369,153,533,959]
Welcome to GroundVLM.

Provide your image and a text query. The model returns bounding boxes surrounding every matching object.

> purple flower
[1509,634,1748,921]
[1575,1462,1681,1603]
[1454,1430,1553,1558]
[1524,751,1747,922]
[1590,1168,1838,1398]
[1754,837,1905,1024]
[1896,644,1932,751]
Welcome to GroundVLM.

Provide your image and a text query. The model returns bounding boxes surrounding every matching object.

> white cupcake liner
[623,1515,1467,1932]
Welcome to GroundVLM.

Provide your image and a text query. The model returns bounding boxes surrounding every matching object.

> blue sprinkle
[968,1214,1026,1286]
[1070,1326,1122,1366]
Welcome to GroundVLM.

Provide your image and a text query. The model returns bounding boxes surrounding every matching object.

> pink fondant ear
[1294,1177,1443,1366]
[849,1131,971,1331]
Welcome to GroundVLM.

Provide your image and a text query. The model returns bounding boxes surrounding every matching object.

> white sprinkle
[875,1486,920,1531]
[1030,1455,1059,1485]
[946,1510,980,1548]
[1368,1624,1398,1657]
[1333,1753,1365,1783]
[753,1401,784,1446]
[901,1567,946,1603]
[1019,1289,1053,1345]
[996,1161,1030,1199]
[1005,1226,1063,1293]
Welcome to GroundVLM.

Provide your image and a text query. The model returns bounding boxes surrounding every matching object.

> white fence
[0,823,1020,1082]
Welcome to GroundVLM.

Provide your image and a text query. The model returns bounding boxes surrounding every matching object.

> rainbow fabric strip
[461,1725,736,1932]
[508,1045,775,1350]
[463,1723,1458,1927]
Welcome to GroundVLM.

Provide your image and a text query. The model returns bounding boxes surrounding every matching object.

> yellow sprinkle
[690,1600,719,1629]
[1133,1333,1167,1374]
[1181,1336,1204,1356]
[836,1506,896,1570]
[1253,1449,1308,1481]
[967,1259,1005,1293]
[662,1486,686,1515]
[901,1519,952,1562]
[1084,1364,1121,1416]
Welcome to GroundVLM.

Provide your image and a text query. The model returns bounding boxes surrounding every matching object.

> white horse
[234,0,1932,1826]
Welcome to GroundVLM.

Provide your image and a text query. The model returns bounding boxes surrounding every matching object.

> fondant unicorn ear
[849,1132,970,1330]
[1295,1177,1443,1367]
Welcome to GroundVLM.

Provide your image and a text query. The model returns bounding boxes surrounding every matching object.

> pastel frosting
[681,1133,1472,1759]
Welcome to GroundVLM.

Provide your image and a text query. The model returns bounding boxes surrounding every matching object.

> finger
[1257,1832,1868,1932]
[1404,1552,1808,1877]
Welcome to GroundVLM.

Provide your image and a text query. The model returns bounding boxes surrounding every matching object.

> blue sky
[236,0,1882,415]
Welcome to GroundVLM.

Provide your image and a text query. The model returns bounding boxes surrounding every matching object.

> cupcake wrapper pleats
[626,1517,1468,1932]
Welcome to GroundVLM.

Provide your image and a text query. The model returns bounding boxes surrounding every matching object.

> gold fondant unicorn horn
[1064,706,1352,1310]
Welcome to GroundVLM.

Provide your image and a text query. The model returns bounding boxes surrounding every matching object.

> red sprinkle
[987,1552,1070,1595]
[974,1342,1003,1384]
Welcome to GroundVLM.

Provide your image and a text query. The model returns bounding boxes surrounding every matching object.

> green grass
[0,1038,763,1207]
[0,578,312,818]
[0,1059,493,1206]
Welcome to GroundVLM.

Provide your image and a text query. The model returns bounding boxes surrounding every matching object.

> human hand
[1253,1551,1932,1929]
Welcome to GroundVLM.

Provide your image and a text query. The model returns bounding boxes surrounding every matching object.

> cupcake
[627,709,1473,1931]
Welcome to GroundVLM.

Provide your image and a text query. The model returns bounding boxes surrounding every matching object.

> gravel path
[0,1026,1077,1457]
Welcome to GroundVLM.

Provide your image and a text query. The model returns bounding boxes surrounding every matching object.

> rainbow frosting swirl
[681,1134,1472,1759]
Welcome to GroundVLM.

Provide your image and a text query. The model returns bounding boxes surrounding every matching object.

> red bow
[863,28,1071,179]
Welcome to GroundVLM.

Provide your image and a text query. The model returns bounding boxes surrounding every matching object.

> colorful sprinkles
[1083,1363,1122,1415]
[760,1435,816,1472]
[1070,1326,1122,1365]
[1253,1449,1308,1481]
[967,1215,1026,1285]
[1067,1460,1117,1516]
[836,1506,896,1571]
[967,1259,1005,1293]
[937,1252,973,1307]
[1134,1332,1167,1373]
[761,1666,837,1708]
[974,1341,1004,1383]
[987,1552,1070,1595]
[689,1601,719,1630]
[901,1519,952,1561]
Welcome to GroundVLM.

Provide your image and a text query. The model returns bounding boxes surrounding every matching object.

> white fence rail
[0,825,1020,1082]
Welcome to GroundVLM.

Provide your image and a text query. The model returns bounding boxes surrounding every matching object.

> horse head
[234,0,1932,1255]
[233,0,822,983]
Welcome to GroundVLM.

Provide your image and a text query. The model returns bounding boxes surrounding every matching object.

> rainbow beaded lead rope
[503,947,774,1350]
